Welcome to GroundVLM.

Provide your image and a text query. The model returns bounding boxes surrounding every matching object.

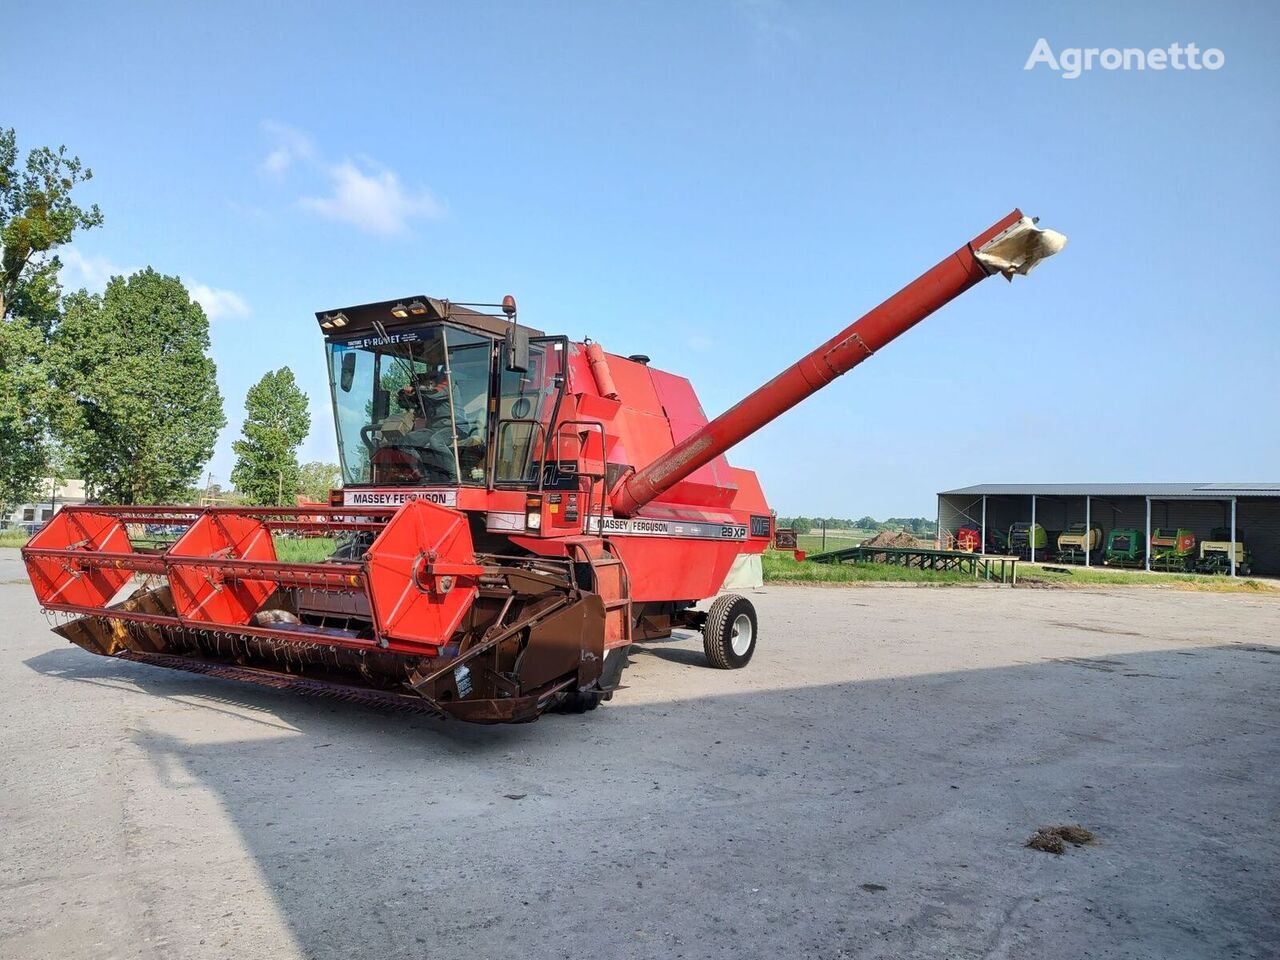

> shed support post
[1145,496,1152,573]
[1030,495,1036,564]
[980,495,987,556]
[1085,495,1091,567]
[1231,497,1238,577]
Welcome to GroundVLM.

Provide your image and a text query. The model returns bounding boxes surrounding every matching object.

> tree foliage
[0,315,50,508]
[776,514,937,536]
[52,270,225,503]
[1,127,103,326]
[0,128,103,508]
[231,368,311,505]
[298,461,341,503]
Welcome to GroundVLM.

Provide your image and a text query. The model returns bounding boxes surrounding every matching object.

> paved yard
[1,549,1277,959]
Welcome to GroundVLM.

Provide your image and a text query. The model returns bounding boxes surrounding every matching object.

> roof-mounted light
[501,294,517,318]
[390,303,410,319]
[408,299,429,316]
[330,312,348,328]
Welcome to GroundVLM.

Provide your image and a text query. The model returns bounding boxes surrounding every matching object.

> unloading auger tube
[610,210,1066,516]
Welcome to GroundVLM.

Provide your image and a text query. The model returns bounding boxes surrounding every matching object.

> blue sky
[6,1,1277,517]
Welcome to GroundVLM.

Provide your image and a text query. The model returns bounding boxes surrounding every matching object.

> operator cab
[320,297,564,490]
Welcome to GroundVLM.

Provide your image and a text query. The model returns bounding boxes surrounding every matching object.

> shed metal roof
[939,483,1280,499]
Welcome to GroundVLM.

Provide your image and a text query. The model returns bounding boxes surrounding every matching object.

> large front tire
[703,594,757,669]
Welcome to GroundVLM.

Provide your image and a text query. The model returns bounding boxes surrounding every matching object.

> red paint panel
[167,513,277,625]
[24,509,133,609]
[365,499,480,649]
[649,369,737,510]
[609,535,741,602]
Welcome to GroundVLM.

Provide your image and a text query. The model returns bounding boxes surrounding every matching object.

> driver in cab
[372,369,484,482]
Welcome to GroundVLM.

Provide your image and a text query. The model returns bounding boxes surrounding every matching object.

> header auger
[23,211,1065,722]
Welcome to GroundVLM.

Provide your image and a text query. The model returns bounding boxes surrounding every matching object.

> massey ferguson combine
[23,211,1065,723]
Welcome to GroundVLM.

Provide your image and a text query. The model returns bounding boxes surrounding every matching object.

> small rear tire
[555,690,602,713]
[703,594,757,669]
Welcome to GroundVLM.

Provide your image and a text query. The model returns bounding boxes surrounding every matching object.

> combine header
[23,211,1065,722]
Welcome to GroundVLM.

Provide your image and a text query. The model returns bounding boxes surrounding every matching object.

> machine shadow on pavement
[21,638,1280,960]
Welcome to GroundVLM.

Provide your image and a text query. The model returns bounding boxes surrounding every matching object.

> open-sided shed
[937,483,1280,576]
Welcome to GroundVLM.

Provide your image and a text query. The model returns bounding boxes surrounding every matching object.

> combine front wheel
[703,594,757,669]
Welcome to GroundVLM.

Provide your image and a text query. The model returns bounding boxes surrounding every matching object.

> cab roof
[315,296,544,340]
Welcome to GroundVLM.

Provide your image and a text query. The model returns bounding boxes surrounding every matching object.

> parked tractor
[23,211,1065,723]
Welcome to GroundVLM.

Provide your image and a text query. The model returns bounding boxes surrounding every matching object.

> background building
[937,483,1280,576]
[2,479,88,532]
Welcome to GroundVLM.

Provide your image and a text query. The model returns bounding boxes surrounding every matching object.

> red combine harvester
[23,211,1064,723]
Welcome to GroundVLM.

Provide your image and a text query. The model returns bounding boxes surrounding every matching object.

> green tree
[298,461,341,502]
[0,316,49,510]
[0,128,103,509]
[1,128,103,324]
[52,270,225,503]
[231,368,311,505]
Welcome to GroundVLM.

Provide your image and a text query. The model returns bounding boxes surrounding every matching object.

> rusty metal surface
[112,650,447,718]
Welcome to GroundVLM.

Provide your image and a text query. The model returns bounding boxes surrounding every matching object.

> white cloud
[259,120,315,177]
[299,159,445,236]
[59,248,127,292]
[190,283,250,320]
[58,250,247,320]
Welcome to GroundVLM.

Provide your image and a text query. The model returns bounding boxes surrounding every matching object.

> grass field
[273,537,338,563]
[1015,562,1273,592]
[795,531,879,554]
[762,550,973,584]
[763,550,1275,591]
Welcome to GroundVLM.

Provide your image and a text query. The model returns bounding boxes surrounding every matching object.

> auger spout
[609,209,1066,517]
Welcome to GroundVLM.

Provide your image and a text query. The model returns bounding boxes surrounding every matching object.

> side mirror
[373,386,390,422]
[504,326,530,373]
[340,352,356,392]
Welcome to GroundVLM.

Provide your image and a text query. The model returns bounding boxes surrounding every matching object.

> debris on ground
[860,530,925,549]
[1054,825,1096,845]
[860,883,888,892]
[1026,831,1065,854]
[1026,824,1096,854]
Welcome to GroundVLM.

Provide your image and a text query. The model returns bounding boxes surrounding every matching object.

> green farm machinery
[1196,528,1251,575]
[1055,523,1102,564]
[1150,528,1197,572]
[1007,522,1050,560]
[1103,528,1145,568]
